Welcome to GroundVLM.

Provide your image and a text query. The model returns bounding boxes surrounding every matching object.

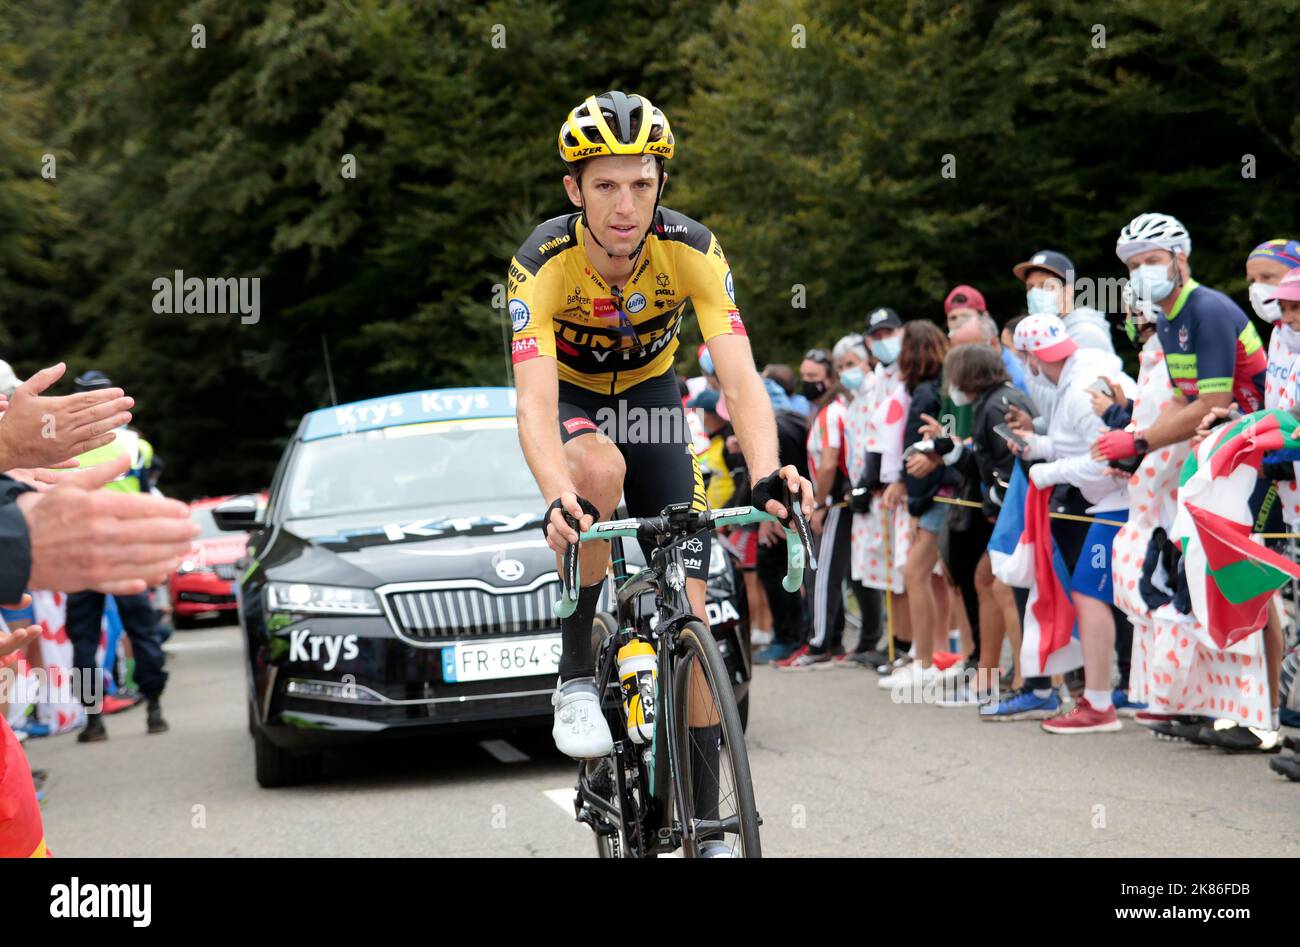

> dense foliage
[3,0,1297,498]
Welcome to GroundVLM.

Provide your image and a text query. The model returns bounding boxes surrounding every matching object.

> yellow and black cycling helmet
[558,91,674,165]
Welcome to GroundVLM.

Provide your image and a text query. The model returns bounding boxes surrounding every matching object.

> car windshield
[282,418,537,520]
[191,507,226,539]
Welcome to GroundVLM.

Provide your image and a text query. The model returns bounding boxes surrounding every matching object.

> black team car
[216,387,752,787]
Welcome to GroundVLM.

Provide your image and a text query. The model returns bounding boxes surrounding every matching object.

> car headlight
[177,560,212,575]
[266,582,382,616]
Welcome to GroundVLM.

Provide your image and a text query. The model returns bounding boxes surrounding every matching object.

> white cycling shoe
[552,677,614,759]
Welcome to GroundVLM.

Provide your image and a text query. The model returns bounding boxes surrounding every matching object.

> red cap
[944,285,986,315]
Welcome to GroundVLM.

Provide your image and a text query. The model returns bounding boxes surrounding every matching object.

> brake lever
[553,512,582,619]
[784,483,818,574]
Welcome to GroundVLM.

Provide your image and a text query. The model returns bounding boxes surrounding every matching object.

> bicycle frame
[576,534,697,855]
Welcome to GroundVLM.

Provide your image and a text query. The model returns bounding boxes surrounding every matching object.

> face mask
[1131,263,1176,305]
[1250,281,1283,323]
[801,379,827,401]
[1026,287,1059,316]
[839,367,865,392]
[948,386,972,406]
[869,336,901,365]
[1279,324,1300,354]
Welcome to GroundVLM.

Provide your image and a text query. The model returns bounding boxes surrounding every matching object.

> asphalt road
[21,623,1299,857]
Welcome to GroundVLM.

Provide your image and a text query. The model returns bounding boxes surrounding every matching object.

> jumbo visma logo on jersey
[553,303,686,371]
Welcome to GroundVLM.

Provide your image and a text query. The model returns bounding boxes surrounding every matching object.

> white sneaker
[552,678,614,759]
[750,628,773,648]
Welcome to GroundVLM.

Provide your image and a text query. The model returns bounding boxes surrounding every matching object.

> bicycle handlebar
[552,501,817,619]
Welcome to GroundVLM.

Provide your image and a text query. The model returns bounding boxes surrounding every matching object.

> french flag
[988,462,1081,677]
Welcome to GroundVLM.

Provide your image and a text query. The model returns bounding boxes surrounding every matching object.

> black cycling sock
[689,724,723,842]
[558,581,605,683]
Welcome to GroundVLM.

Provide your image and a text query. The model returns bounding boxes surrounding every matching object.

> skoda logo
[495,558,525,582]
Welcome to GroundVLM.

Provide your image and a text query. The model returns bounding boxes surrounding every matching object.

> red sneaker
[772,645,810,669]
[1041,697,1121,734]
[101,695,137,715]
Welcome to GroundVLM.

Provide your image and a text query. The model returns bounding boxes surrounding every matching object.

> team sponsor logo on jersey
[567,286,590,306]
[711,242,724,260]
[593,297,616,318]
[626,292,647,313]
[511,337,540,362]
[563,417,598,435]
[508,262,528,284]
[632,256,652,284]
[727,309,747,336]
[509,298,530,332]
[658,223,688,236]
[656,272,670,287]
[655,288,674,297]
[724,270,734,302]
[538,234,571,254]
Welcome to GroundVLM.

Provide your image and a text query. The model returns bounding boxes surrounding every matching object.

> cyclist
[508,91,813,759]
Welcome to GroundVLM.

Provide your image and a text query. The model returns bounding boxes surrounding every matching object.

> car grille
[213,564,240,581]
[382,582,558,642]
[381,580,616,644]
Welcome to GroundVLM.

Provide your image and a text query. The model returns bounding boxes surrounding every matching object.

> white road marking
[478,739,529,763]
[543,788,574,813]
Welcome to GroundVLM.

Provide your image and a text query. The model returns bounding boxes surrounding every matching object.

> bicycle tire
[672,620,762,857]
[589,611,628,859]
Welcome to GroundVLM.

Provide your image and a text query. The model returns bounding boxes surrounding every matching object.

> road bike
[553,498,814,857]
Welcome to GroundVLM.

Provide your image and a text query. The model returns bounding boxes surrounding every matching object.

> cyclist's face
[566,155,662,258]
[1245,256,1289,287]
[1126,248,1174,274]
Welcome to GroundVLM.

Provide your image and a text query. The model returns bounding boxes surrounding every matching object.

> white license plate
[442,635,562,683]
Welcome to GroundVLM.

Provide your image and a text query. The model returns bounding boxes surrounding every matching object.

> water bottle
[617,639,657,744]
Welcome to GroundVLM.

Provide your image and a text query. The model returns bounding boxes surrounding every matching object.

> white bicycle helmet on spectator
[1115,213,1192,264]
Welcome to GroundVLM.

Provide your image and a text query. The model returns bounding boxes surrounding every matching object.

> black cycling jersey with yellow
[507,208,745,395]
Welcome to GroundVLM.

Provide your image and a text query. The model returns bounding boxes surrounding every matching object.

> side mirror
[213,495,264,532]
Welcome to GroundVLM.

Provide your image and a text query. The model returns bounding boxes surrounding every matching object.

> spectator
[763,363,811,416]
[776,340,859,669]
[851,308,915,674]
[925,343,1038,702]
[877,320,958,691]
[64,371,174,742]
[1013,248,1116,354]
[1004,314,1137,733]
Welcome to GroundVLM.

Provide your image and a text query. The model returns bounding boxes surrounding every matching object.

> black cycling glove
[541,494,601,542]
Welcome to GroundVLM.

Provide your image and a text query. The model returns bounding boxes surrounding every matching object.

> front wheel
[672,621,761,857]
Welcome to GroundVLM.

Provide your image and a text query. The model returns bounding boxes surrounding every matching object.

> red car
[170,495,265,627]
